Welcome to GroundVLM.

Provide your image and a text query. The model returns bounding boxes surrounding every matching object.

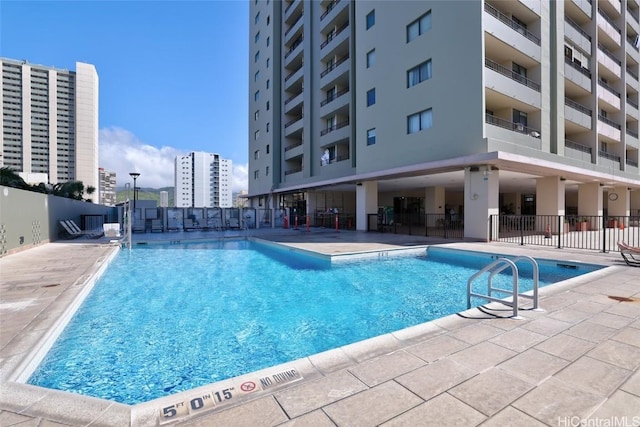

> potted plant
[607,217,619,228]
[577,218,589,231]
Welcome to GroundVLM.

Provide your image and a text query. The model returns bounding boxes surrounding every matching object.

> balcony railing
[566,139,593,154]
[629,4,639,22]
[564,57,592,78]
[320,87,349,106]
[627,158,639,167]
[319,154,349,166]
[284,0,295,14]
[598,8,621,33]
[598,150,621,162]
[565,98,592,116]
[485,58,541,91]
[320,0,340,21]
[598,80,621,98]
[565,17,592,41]
[598,114,621,130]
[484,3,540,45]
[284,35,303,59]
[284,167,302,176]
[284,114,303,128]
[284,65,302,82]
[284,91,302,105]
[320,54,349,78]
[320,119,349,136]
[628,98,639,109]
[284,14,303,37]
[284,140,303,151]
[627,34,640,50]
[320,21,349,49]
[628,68,639,80]
[628,128,639,138]
[598,43,622,65]
[485,114,540,136]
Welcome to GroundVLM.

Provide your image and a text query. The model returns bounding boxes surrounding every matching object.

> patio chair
[151,219,163,233]
[67,220,104,238]
[184,218,200,231]
[59,220,83,239]
[618,241,640,267]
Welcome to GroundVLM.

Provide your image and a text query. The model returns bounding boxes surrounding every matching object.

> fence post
[489,215,493,241]
[520,215,524,246]
[602,215,607,253]
[557,215,562,249]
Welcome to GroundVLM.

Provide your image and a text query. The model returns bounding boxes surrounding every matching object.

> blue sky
[0,0,249,190]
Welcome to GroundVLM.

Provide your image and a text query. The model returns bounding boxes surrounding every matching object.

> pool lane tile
[277,409,336,427]
[478,406,546,427]
[405,335,470,363]
[520,317,573,337]
[512,377,604,425]
[590,390,640,420]
[448,323,504,345]
[380,393,486,427]
[323,381,423,427]
[488,328,547,353]
[348,350,425,387]
[394,358,476,401]
[587,340,640,371]
[498,349,570,384]
[553,356,632,397]
[274,370,367,419]
[448,368,534,416]
[534,333,595,361]
[178,396,288,427]
[447,342,517,373]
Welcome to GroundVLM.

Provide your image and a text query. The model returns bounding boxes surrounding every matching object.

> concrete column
[536,176,566,234]
[578,182,603,230]
[356,181,378,231]
[424,186,445,214]
[464,166,499,241]
[607,186,630,226]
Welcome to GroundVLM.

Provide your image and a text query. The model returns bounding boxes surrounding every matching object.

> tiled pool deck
[0,228,639,426]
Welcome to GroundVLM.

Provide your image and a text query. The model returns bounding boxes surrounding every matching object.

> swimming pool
[27,240,601,405]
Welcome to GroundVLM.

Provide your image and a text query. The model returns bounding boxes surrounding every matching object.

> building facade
[0,58,99,191]
[248,0,640,239]
[98,167,116,206]
[174,151,232,208]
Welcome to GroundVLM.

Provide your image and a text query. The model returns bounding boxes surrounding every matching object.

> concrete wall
[0,186,116,256]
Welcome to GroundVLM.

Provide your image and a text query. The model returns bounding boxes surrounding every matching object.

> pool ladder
[467,256,540,319]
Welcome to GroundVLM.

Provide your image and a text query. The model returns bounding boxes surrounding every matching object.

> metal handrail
[320,87,349,106]
[598,114,621,130]
[484,3,541,45]
[284,115,303,128]
[628,68,639,80]
[598,80,621,98]
[628,98,639,109]
[284,66,302,82]
[284,35,303,59]
[627,128,639,138]
[598,150,621,162]
[485,58,541,91]
[284,15,303,37]
[320,0,340,21]
[598,8,621,33]
[485,114,540,136]
[565,57,592,78]
[565,17,592,41]
[320,119,349,136]
[284,141,303,151]
[565,98,592,116]
[598,43,622,65]
[320,21,349,49]
[565,139,593,154]
[284,167,302,175]
[320,54,349,78]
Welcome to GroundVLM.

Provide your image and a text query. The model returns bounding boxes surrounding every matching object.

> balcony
[484,58,541,108]
[597,80,621,109]
[565,98,592,129]
[627,35,640,63]
[320,54,349,79]
[320,119,349,136]
[484,3,540,45]
[565,139,593,162]
[597,44,622,78]
[485,114,540,136]
[284,114,303,136]
[320,21,349,50]
[320,87,349,107]
[628,67,639,81]
[284,65,303,89]
[628,98,639,119]
[598,150,622,170]
[564,17,592,53]
[284,35,303,60]
[283,91,303,112]
[628,4,640,23]
[597,114,622,141]
[597,8,621,45]
[284,140,303,159]
[564,58,592,92]
[320,0,340,21]
[570,0,592,18]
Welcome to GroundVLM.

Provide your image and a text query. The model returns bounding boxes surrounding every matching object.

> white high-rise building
[248,0,640,240]
[174,151,232,208]
[159,191,169,208]
[0,58,99,190]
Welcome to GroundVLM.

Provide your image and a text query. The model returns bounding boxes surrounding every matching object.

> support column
[424,186,445,214]
[578,182,603,230]
[536,176,566,233]
[356,181,378,231]
[607,186,630,227]
[464,166,499,241]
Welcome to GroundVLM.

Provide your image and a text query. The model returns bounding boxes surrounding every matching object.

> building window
[254,51,260,62]
[407,59,432,87]
[366,88,376,106]
[254,90,260,101]
[407,10,431,42]
[254,170,259,179]
[254,150,260,159]
[266,101,270,111]
[266,36,270,46]
[266,122,270,132]
[267,15,270,25]
[255,31,260,43]
[255,12,260,24]
[367,128,376,145]
[266,58,270,68]
[366,10,375,29]
[254,70,260,81]
[254,130,260,140]
[266,144,270,154]
[266,166,269,176]
[266,79,270,89]
[366,49,375,68]
[407,108,433,133]
[254,110,259,120]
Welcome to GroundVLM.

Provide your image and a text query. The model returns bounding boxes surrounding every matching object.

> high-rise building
[174,151,232,208]
[0,58,99,191]
[248,0,640,240]
[98,167,116,206]
[159,191,169,208]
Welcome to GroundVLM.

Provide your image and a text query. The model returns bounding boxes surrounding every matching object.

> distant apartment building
[159,190,169,207]
[174,151,232,208]
[0,58,99,191]
[248,0,640,240]
[98,167,116,206]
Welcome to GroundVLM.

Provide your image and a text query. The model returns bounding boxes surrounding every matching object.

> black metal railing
[629,5,639,22]
[598,8,621,33]
[565,98,592,116]
[485,114,540,136]
[320,0,340,21]
[628,98,639,109]
[320,87,349,107]
[490,214,640,253]
[565,57,592,78]
[320,21,349,49]
[284,65,302,82]
[598,43,622,65]
[284,167,302,176]
[627,128,639,138]
[320,54,349,78]
[484,3,541,45]
[319,154,349,166]
[628,68,639,80]
[284,0,295,15]
[284,114,303,128]
[284,35,303,59]
[598,80,621,98]
[284,91,302,105]
[485,58,541,91]
[284,15,303,37]
[565,139,593,154]
[565,17,592,41]
[320,119,349,136]
[284,140,302,152]
[598,150,621,162]
[598,114,621,130]
[627,158,639,167]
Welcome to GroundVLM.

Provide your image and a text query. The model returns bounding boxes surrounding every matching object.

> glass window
[366,10,375,29]
[266,122,270,132]
[254,110,259,120]
[266,166,269,176]
[407,108,432,134]
[267,15,270,25]
[255,12,260,24]
[266,100,270,111]
[266,58,270,68]
[254,130,260,140]
[366,49,375,68]
[267,36,270,46]
[407,11,431,42]
[407,59,432,87]
[254,91,260,101]
[254,170,259,179]
[366,88,376,106]
[254,51,260,62]
[367,128,376,145]
[255,31,260,43]
[266,144,270,154]
[266,79,270,89]
[254,150,259,159]
[254,70,260,81]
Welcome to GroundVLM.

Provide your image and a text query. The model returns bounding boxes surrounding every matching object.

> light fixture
[129,172,140,211]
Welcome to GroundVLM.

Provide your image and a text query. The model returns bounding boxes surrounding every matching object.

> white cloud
[99,127,248,192]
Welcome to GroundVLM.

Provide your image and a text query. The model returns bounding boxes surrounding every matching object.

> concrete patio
[0,228,638,426]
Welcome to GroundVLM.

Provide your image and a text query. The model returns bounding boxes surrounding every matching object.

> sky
[0,0,249,191]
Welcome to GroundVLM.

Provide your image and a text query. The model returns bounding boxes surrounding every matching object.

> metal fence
[366,212,464,239]
[490,215,640,252]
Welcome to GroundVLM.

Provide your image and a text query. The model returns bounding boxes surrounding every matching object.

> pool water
[28,241,600,404]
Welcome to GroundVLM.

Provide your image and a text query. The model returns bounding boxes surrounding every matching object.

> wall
[0,186,116,256]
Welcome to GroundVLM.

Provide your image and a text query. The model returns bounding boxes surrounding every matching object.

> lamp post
[129,172,140,211]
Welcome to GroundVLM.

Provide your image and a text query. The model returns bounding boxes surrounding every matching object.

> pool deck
[0,228,639,426]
